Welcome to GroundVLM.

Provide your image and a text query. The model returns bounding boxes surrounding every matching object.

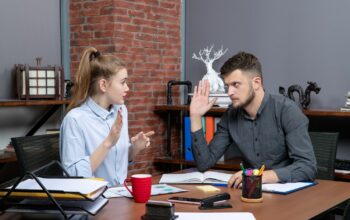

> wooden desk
[1,174,350,220]
[98,179,350,220]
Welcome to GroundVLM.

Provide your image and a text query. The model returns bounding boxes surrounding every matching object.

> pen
[240,162,245,172]
[212,183,227,187]
[258,164,265,176]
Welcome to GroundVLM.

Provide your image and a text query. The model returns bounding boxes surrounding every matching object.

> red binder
[205,116,215,144]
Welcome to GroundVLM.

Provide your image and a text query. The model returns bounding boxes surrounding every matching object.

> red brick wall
[70,0,182,175]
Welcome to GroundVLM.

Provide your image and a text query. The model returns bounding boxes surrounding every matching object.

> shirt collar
[239,92,270,120]
[256,92,269,117]
[86,97,121,120]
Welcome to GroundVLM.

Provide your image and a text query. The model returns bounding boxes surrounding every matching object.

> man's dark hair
[220,51,262,78]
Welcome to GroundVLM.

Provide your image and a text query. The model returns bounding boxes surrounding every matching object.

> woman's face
[105,68,129,105]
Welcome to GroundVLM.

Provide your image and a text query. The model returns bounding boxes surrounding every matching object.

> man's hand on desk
[227,170,279,188]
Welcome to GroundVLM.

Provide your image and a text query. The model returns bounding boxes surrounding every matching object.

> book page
[159,172,204,183]
[104,184,187,198]
[203,171,232,183]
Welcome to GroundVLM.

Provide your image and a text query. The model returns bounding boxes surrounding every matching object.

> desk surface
[2,174,350,220]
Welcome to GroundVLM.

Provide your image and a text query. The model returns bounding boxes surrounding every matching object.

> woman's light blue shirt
[60,98,130,186]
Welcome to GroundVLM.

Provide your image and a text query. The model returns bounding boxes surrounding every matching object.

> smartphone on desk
[168,196,202,205]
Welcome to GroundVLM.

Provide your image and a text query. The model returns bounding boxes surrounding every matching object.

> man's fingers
[199,80,204,95]
[208,97,217,108]
[193,86,198,98]
[204,80,210,96]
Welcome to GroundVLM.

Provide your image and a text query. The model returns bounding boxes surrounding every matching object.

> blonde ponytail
[67,47,125,112]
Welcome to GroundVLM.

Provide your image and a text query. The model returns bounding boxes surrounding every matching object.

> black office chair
[11,133,62,177]
[309,132,348,220]
[309,132,339,180]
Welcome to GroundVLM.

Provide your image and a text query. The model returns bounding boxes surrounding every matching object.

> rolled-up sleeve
[60,116,93,177]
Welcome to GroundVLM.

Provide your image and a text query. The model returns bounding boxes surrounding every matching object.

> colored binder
[184,116,193,161]
[205,116,215,144]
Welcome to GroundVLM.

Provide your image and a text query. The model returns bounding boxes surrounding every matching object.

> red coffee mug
[123,174,152,203]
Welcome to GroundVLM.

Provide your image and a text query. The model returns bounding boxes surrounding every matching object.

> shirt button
[255,138,258,142]
[194,138,197,142]
[257,153,260,157]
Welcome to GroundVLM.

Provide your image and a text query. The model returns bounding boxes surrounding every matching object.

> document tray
[4,196,108,216]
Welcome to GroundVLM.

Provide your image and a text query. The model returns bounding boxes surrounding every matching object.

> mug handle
[123,178,133,196]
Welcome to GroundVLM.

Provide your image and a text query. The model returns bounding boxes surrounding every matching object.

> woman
[60,47,154,186]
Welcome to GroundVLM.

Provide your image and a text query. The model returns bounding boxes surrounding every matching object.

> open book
[159,171,232,184]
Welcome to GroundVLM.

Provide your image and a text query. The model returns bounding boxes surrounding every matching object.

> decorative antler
[192,45,229,94]
[192,45,227,64]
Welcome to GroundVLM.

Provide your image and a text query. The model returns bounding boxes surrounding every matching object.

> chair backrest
[11,133,61,176]
[309,132,339,180]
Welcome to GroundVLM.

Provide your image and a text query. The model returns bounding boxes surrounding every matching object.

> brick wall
[70,0,182,175]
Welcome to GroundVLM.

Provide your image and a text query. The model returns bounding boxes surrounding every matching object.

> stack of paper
[1,177,108,200]
[340,91,350,112]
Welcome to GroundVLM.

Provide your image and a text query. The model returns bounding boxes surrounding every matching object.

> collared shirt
[191,93,317,182]
[60,97,130,186]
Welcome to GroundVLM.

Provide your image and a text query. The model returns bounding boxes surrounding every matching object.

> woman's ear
[98,78,108,93]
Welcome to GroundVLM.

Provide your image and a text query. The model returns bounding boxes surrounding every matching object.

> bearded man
[189,51,317,188]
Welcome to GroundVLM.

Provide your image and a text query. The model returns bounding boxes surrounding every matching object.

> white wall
[0,0,62,149]
[0,107,63,149]
[185,0,350,109]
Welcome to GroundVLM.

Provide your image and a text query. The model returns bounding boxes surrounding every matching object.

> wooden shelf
[0,99,70,107]
[154,104,350,117]
[303,109,350,117]
[335,172,350,181]
[0,150,16,163]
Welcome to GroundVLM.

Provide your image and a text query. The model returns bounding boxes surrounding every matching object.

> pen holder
[241,174,263,203]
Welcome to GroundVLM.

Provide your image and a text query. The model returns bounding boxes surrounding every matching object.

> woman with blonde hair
[60,47,154,186]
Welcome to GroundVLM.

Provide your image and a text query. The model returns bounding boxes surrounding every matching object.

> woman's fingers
[144,131,155,137]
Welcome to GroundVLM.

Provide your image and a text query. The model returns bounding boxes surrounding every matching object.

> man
[190,51,317,188]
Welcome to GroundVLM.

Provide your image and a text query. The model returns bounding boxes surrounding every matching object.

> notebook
[262,182,317,195]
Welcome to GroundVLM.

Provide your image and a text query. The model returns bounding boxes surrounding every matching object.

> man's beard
[233,84,255,108]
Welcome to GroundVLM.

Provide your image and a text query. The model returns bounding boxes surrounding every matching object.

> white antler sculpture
[192,45,228,93]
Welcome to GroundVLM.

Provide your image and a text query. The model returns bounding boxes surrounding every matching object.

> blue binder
[184,116,193,161]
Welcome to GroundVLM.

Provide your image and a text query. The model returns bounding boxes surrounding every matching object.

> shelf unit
[0,99,70,163]
[153,104,350,180]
